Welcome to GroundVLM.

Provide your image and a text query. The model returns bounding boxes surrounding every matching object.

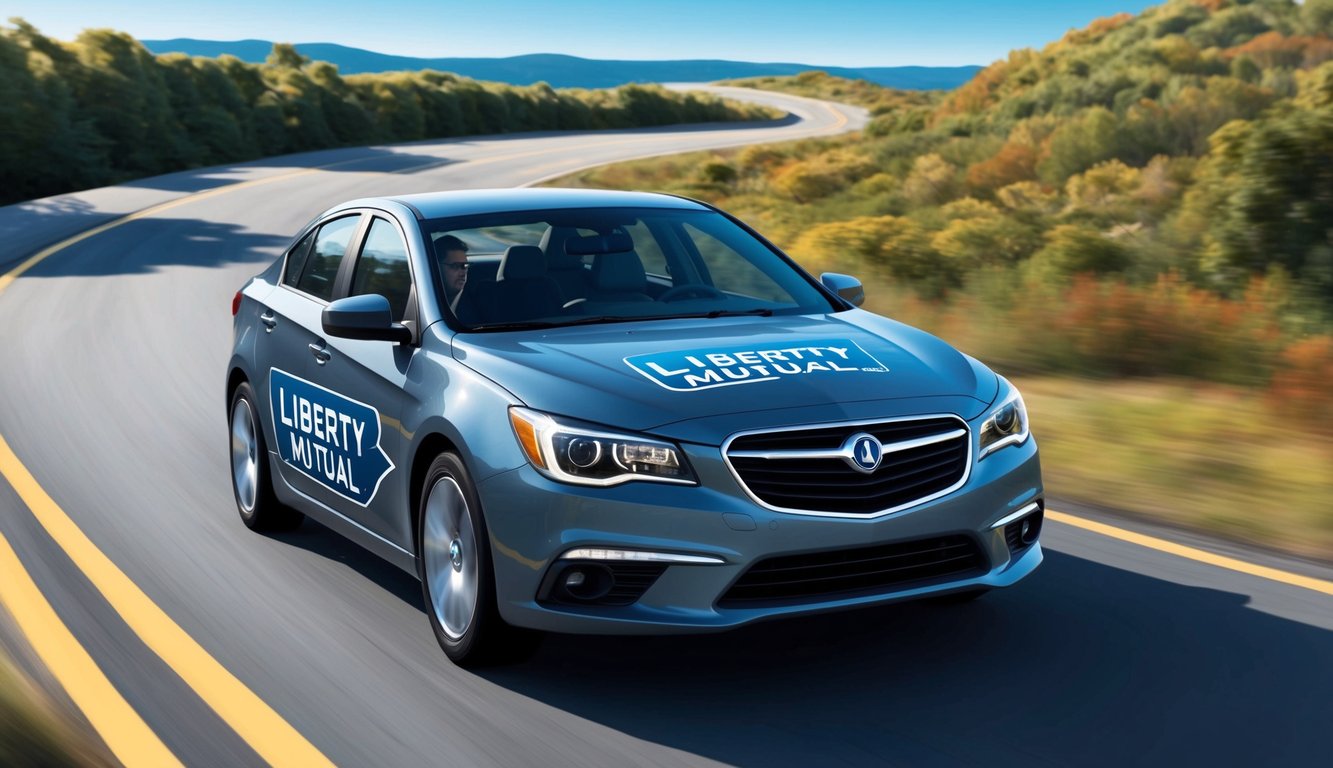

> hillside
[139,38,982,90]
[559,0,1333,387]
[550,0,1333,557]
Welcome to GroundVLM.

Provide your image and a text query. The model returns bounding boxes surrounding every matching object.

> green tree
[1028,224,1133,279]
[70,29,190,176]
[932,210,1043,272]
[1304,0,1333,34]
[266,42,308,70]
[902,153,962,206]
[1039,107,1121,183]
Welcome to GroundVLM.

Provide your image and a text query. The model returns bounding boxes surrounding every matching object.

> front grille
[725,417,970,515]
[719,535,986,607]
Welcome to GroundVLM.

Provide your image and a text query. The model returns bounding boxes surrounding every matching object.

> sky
[6,1,1165,67]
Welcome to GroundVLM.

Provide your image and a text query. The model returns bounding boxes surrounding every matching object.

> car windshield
[424,207,838,330]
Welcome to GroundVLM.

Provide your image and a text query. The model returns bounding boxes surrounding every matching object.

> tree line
[0,20,773,205]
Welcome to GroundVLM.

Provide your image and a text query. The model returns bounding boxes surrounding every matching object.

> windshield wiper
[468,320,563,332]
[469,315,631,332]
[670,308,775,319]
[469,309,773,332]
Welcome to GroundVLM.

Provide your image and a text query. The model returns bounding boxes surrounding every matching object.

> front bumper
[479,436,1042,634]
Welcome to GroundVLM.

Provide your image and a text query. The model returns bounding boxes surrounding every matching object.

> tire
[229,381,303,532]
[418,453,541,666]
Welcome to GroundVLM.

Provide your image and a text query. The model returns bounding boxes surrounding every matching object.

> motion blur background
[1,1,1330,762]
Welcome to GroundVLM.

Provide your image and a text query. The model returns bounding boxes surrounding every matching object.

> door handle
[309,343,331,365]
[259,311,277,332]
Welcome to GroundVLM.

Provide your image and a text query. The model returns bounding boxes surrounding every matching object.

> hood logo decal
[625,340,888,392]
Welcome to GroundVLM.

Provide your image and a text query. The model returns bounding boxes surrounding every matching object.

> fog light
[558,564,612,601]
[1003,507,1043,553]
[1020,514,1041,545]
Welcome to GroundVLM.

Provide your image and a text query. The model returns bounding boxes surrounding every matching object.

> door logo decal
[269,368,394,507]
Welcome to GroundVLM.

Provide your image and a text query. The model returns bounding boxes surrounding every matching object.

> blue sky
[7,1,1162,66]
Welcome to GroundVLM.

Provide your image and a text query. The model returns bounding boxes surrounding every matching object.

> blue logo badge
[847,433,883,473]
[269,368,394,507]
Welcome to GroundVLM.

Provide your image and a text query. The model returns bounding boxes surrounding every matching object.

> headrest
[537,226,583,270]
[498,245,546,281]
[591,251,646,293]
[566,231,634,256]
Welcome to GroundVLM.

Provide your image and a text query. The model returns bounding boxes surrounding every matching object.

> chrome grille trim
[727,428,967,462]
[721,414,972,519]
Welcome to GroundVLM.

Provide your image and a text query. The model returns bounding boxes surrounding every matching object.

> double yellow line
[0,167,338,767]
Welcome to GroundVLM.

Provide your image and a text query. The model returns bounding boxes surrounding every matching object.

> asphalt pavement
[0,86,1328,767]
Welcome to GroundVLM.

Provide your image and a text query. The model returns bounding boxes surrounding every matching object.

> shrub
[1267,335,1333,434]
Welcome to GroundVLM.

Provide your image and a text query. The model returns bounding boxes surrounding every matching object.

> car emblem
[844,433,883,474]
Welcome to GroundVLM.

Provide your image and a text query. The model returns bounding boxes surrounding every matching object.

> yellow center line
[0,528,183,767]
[0,124,820,766]
[827,103,849,131]
[0,433,335,767]
[1047,509,1333,596]
[0,166,320,294]
[0,162,375,766]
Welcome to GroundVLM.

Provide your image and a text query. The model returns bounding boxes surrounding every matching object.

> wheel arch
[226,365,249,410]
[410,432,462,561]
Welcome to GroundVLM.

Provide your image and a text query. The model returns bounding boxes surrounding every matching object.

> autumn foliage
[1267,336,1333,434]
[560,1,1333,432]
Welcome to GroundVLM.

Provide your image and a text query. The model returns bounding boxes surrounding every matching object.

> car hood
[451,310,997,443]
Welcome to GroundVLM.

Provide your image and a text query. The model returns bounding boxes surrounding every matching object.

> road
[0,86,1329,767]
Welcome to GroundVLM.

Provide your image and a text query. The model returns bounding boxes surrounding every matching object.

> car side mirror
[820,273,865,307]
[322,294,413,343]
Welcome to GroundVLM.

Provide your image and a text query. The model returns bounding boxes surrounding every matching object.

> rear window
[293,215,360,302]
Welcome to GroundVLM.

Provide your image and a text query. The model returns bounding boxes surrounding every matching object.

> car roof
[342,188,712,220]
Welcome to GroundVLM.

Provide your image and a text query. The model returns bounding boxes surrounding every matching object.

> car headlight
[978,380,1030,459]
[509,407,697,486]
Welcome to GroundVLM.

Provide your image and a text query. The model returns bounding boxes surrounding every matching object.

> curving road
[0,86,1330,767]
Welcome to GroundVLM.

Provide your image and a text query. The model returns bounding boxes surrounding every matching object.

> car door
[294,213,420,549]
[259,212,368,497]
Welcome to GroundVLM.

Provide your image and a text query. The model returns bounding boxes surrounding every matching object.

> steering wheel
[658,283,727,302]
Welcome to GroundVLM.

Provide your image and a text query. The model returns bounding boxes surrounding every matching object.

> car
[226,188,1043,665]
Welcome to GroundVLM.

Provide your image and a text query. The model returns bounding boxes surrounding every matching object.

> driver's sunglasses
[445,262,470,271]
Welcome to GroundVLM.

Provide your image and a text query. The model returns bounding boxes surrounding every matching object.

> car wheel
[418,453,541,666]
[229,381,303,532]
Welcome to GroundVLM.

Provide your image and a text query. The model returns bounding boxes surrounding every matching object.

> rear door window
[283,232,314,287]
[294,215,361,302]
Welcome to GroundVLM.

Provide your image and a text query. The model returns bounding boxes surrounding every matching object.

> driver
[436,235,470,310]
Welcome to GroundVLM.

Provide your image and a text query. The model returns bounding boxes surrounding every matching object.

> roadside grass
[1015,376,1333,562]
[0,639,114,768]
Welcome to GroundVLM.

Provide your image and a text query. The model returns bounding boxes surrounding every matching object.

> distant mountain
[139,38,981,90]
